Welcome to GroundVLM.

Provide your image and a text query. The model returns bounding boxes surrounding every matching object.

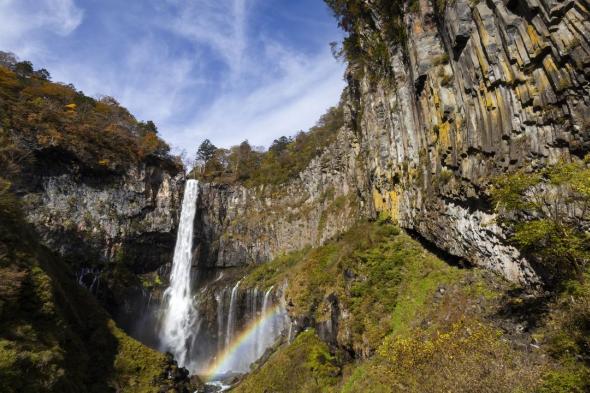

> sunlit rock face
[20,151,184,323]
[190,1,589,285]
[193,128,373,268]
[345,0,589,284]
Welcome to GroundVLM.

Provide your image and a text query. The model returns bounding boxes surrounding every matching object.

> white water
[159,179,199,368]
[212,284,290,375]
[258,286,274,358]
[156,179,290,379]
[225,280,241,348]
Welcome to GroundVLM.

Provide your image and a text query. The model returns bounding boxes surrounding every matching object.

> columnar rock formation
[353,0,589,283]
[192,0,589,285]
[21,0,588,293]
[194,128,372,268]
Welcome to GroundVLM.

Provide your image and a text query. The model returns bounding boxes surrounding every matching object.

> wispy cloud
[163,0,250,81]
[0,0,83,56]
[168,48,345,149]
[0,0,344,156]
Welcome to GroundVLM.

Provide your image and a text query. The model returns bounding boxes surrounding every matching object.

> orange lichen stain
[438,121,451,148]
[388,190,400,221]
[526,24,543,53]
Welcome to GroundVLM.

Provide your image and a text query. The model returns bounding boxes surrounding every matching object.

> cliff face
[194,128,371,268]
[18,147,184,320]
[22,154,183,272]
[345,0,589,283]
[194,0,588,285]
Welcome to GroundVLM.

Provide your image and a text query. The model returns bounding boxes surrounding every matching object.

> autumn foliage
[0,56,171,176]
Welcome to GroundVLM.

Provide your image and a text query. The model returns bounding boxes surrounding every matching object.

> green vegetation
[235,219,590,392]
[241,221,480,354]
[0,181,182,392]
[341,318,540,393]
[233,329,341,393]
[491,156,590,277]
[536,272,590,393]
[0,52,172,176]
[192,104,344,187]
[325,0,410,82]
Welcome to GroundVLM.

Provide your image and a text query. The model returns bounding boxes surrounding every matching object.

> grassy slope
[0,186,179,393]
[234,329,340,393]
[234,220,590,392]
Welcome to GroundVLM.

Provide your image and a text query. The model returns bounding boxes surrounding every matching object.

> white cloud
[0,0,345,158]
[46,0,84,35]
[0,0,83,49]
[47,36,208,124]
[165,48,346,151]
[157,0,346,153]
[164,0,251,80]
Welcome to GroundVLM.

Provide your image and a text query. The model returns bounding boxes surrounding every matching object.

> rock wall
[190,0,589,284]
[349,0,590,283]
[20,149,184,321]
[194,128,372,268]
[23,155,183,271]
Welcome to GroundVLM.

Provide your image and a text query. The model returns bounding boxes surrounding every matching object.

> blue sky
[0,0,345,155]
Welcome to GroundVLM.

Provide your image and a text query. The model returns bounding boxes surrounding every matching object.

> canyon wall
[23,155,183,272]
[193,0,589,285]
[346,0,589,283]
[193,127,372,268]
[19,148,184,319]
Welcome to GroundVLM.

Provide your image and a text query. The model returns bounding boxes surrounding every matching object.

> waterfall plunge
[156,178,290,378]
[159,179,199,368]
[212,284,290,376]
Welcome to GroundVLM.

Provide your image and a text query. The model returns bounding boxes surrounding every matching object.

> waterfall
[209,284,290,376]
[216,288,226,353]
[250,288,259,360]
[159,179,199,368]
[258,286,274,357]
[225,280,241,348]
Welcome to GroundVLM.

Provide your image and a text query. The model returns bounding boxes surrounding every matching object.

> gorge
[1,0,590,392]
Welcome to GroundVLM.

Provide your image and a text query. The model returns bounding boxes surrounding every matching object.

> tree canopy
[191,104,345,187]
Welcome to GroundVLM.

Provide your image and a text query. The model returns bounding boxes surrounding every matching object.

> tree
[14,61,34,77]
[235,140,259,181]
[196,139,217,164]
[269,136,292,154]
[491,157,590,278]
[139,120,158,135]
[0,51,17,68]
[35,68,51,80]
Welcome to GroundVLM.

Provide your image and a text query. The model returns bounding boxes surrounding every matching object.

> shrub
[193,104,345,187]
[233,329,341,393]
[342,319,542,393]
[491,158,590,276]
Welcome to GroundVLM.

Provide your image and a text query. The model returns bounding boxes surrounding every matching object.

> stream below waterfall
[132,179,292,387]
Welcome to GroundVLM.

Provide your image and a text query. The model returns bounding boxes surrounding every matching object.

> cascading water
[159,179,199,369]
[153,179,290,381]
[225,280,241,348]
[209,283,291,376]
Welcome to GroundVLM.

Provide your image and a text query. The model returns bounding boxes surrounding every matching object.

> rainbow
[202,304,284,380]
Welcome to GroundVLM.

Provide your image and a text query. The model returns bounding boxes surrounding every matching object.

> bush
[233,329,341,393]
[491,158,590,277]
[341,319,542,393]
[193,105,345,187]
[0,59,172,176]
[325,0,407,82]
